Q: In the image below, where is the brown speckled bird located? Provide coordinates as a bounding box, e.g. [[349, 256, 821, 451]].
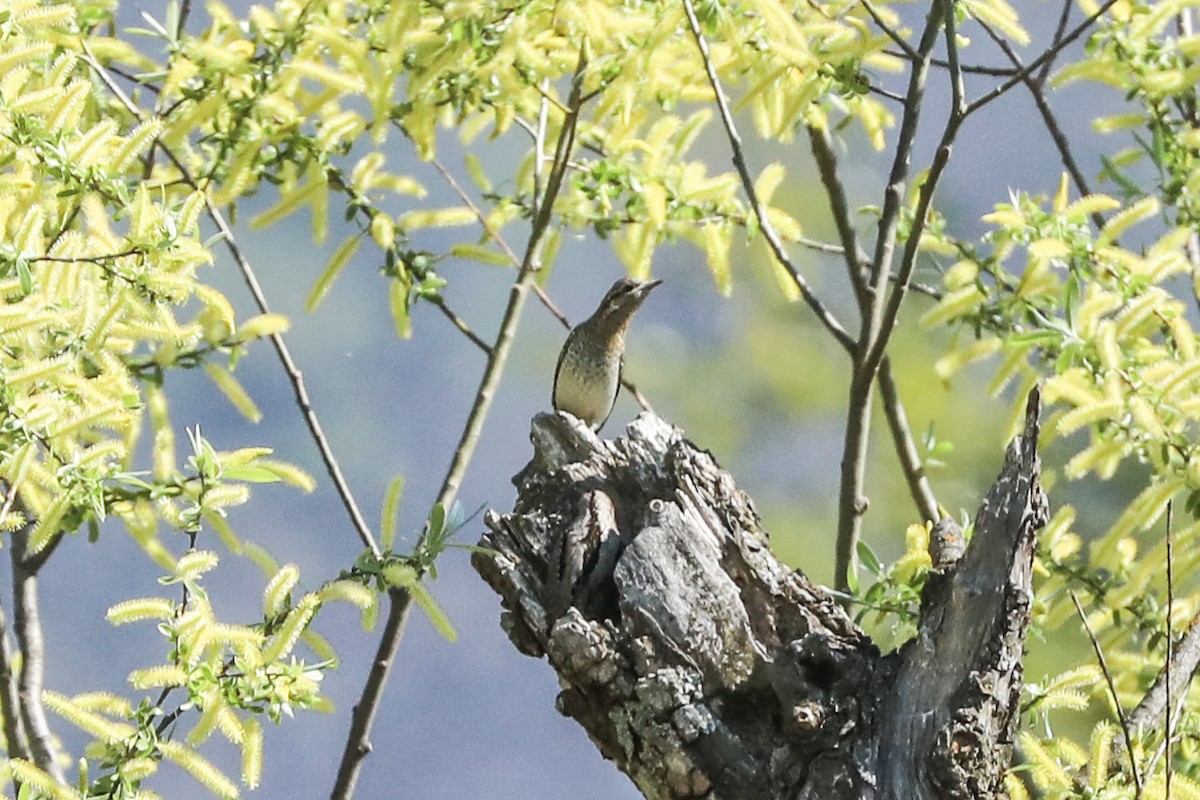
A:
[[552, 278, 661, 430]]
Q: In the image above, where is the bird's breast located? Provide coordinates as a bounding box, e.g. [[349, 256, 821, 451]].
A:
[[554, 338, 621, 428]]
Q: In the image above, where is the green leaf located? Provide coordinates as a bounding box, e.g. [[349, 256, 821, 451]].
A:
[[306, 234, 362, 312], [409, 580, 457, 642], [222, 466, 282, 483], [857, 540, 883, 576], [16, 258, 32, 295], [427, 503, 446, 543]]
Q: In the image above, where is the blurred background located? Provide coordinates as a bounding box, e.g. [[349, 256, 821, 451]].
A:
[[24, 1, 1155, 797]]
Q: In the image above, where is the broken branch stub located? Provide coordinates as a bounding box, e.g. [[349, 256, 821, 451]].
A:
[[474, 398, 1046, 799]]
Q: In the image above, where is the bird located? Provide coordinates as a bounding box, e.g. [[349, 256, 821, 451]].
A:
[[553, 277, 662, 430]]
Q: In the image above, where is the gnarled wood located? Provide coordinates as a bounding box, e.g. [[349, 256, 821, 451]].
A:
[[474, 393, 1046, 799]]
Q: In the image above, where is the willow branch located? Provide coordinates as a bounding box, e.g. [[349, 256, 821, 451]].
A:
[[878, 360, 939, 522], [1037, 0, 1077, 85], [977, 21, 1101, 229], [328, 587, 411, 800], [80, 45, 382, 560], [427, 295, 492, 354], [430, 57, 585, 519], [331, 51, 592, 800], [1073, 591, 1141, 793], [806, 123, 869, 306], [1166, 502, 1175, 792], [682, 0, 856, 353], [862, 2, 966, 376], [832, 1, 942, 593], [806, 122, 940, 523], [11, 529, 64, 783], [964, 0, 1122, 116], [1127, 506, 1200, 755]]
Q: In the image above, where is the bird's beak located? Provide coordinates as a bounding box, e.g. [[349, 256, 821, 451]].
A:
[[640, 278, 663, 293]]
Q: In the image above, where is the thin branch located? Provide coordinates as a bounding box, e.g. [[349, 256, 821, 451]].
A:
[[863, 0, 1017, 77], [1128, 608, 1200, 742], [689, 0, 944, 545], [431, 56, 585, 519], [426, 296, 492, 355], [833, 0, 942, 593], [1036, 0, 1076, 86], [80, 45, 383, 561], [32, 249, 143, 264], [1166, 501, 1174, 795], [328, 586, 411, 799], [197, 201, 383, 557], [1072, 591, 1141, 795], [806, 123, 869, 308], [0, 479, 20, 534], [877, 360, 938, 522], [682, 0, 856, 354], [964, 0, 1122, 117], [868, 85, 908, 104], [977, 21, 1101, 227], [806, 118, 941, 524], [533, 79, 551, 208], [11, 528, 65, 784], [331, 48, 593, 800], [863, 2, 966, 376]]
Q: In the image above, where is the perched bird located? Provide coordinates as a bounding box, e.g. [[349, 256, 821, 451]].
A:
[[553, 277, 662, 430]]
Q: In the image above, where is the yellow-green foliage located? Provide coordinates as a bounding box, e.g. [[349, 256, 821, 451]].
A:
[[116, 0, 897, 305], [921, 4, 1200, 777], [0, 2, 265, 557]]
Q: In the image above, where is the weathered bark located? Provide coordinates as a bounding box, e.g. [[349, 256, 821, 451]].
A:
[[474, 390, 1047, 799]]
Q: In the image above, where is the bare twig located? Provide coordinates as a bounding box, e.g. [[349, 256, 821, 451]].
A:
[[806, 122, 940, 524], [868, 85, 907, 104], [10, 528, 65, 784], [80, 45, 383, 561], [806, 123, 869, 306], [32, 249, 143, 264], [329, 589, 411, 798], [964, 0, 1122, 116], [0, 481, 19, 534], [685, 3, 944, 535], [199, 201, 383, 557], [833, 0, 942, 593], [1036, 0, 1076, 86], [977, 21, 1101, 227], [427, 296, 493, 355], [429, 54, 585, 519], [1128, 607, 1200, 745], [1072, 590, 1141, 795], [331, 50, 593, 800], [863, 0, 1019, 77], [865, 0, 966, 374], [682, 0, 856, 353], [877, 360, 938, 522], [1166, 501, 1174, 795]]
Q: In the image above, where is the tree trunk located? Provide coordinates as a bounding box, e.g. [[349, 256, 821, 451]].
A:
[[473, 390, 1047, 799]]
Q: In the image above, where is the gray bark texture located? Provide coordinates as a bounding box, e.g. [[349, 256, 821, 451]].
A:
[[473, 390, 1047, 799]]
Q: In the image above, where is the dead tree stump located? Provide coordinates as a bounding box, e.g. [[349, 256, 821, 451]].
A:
[[473, 391, 1047, 799]]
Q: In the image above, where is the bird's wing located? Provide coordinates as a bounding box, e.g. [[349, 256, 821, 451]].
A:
[[594, 354, 623, 431], [552, 330, 571, 408]]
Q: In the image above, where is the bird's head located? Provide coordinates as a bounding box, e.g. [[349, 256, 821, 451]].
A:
[[593, 277, 662, 321]]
